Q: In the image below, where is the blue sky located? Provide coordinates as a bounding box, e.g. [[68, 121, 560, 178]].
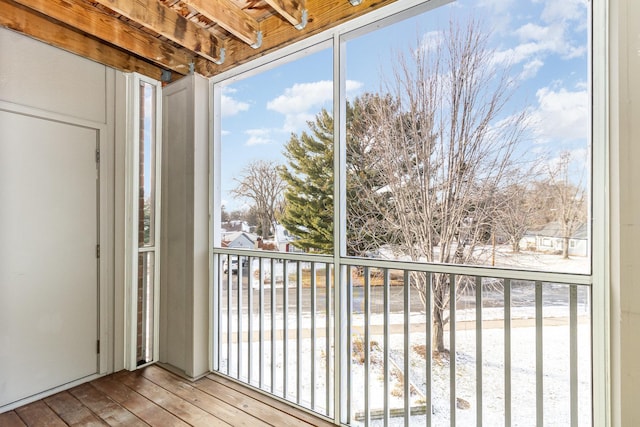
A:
[[219, 0, 589, 212]]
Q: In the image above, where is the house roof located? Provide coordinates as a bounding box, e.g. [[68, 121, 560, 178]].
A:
[[1, 0, 403, 82], [221, 231, 258, 246], [527, 221, 588, 240]]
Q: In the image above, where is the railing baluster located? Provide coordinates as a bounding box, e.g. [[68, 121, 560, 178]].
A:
[[450, 273, 456, 427], [311, 261, 317, 411], [271, 258, 276, 394], [259, 257, 264, 389], [346, 266, 352, 424], [475, 276, 483, 427], [297, 260, 302, 405], [283, 260, 289, 399], [227, 254, 232, 376], [404, 270, 410, 427], [570, 284, 578, 427], [536, 281, 543, 425], [426, 272, 432, 427], [247, 256, 252, 384], [504, 278, 511, 427], [213, 254, 220, 370], [364, 267, 371, 427], [383, 268, 390, 426], [325, 264, 331, 416], [237, 256, 242, 380]]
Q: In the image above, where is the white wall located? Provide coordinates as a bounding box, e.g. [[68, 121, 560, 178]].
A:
[[610, 0, 640, 425], [0, 27, 126, 375]]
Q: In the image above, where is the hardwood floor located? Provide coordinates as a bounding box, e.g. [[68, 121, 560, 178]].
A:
[[0, 365, 336, 426]]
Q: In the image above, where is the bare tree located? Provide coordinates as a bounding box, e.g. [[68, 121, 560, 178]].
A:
[[231, 160, 286, 237], [495, 179, 544, 253], [546, 151, 587, 258], [357, 19, 527, 353]]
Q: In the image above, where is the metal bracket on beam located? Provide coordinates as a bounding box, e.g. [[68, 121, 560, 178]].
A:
[[349, 0, 363, 5], [214, 48, 226, 65], [250, 31, 263, 49], [294, 9, 308, 30], [189, 62, 195, 74], [161, 69, 172, 82]]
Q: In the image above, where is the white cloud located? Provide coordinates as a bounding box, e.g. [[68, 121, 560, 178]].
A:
[[267, 80, 333, 114], [491, 0, 587, 74], [529, 85, 588, 143], [539, 0, 587, 24], [419, 30, 443, 53], [519, 58, 544, 80], [244, 128, 274, 146], [267, 79, 363, 132], [221, 94, 250, 117]]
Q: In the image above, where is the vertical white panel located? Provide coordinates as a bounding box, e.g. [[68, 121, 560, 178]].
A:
[[160, 74, 210, 378], [161, 78, 191, 370]]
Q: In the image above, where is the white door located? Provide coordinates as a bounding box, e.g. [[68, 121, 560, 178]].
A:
[[0, 109, 99, 408]]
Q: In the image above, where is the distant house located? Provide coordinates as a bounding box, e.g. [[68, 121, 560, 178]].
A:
[[221, 220, 251, 233], [221, 231, 259, 249], [520, 222, 588, 257], [272, 223, 304, 253]]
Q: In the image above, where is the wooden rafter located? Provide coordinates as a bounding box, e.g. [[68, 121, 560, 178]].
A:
[[0, 0, 168, 80], [9, 0, 197, 76], [181, 0, 262, 48], [264, 0, 307, 29], [91, 0, 226, 64], [212, 0, 399, 75], [0, 0, 405, 80]]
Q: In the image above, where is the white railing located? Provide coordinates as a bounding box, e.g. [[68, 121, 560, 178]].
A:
[[212, 249, 592, 426]]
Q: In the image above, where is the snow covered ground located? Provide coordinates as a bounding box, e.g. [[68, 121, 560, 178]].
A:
[[218, 308, 591, 426]]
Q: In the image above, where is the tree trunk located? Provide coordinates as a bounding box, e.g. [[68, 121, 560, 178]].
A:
[[432, 305, 446, 354], [563, 236, 569, 259], [431, 275, 448, 354]]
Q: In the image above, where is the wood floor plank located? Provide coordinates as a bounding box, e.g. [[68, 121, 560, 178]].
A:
[[5, 366, 337, 427], [90, 376, 188, 426], [0, 411, 27, 427], [43, 391, 108, 426], [14, 401, 67, 427], [68, 383, 148, 427], [205, 374, 335, 427], [114, 370, 233, 427], [138, 365, 265, 427], [193, 376, 318, 427]]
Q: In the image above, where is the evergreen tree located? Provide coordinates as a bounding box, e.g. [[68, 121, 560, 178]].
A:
[[279, 109, 335, 253], [279, 95, 394, 255]]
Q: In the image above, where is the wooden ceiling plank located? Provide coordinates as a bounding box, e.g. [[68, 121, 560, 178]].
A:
[[9, 0, 193, 75], [0, 0, 168, 80], [211, 0, 400, 75], [181, 0, 261, 47], [263, 0, 307, 29], [91, 0, 225, 64]]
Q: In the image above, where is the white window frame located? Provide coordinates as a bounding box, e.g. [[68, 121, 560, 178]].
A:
[[209, 0, 609, 424], [124, 73, 163, 370]]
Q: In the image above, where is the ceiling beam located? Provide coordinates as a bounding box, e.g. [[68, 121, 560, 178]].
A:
[[9, 0, 198, 76], [0, 0, 168, 80], [209, 0, 400, 75], [181, 0, 262, 48], [91, 0, 225, 64], [264, 0, 307, 29]]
